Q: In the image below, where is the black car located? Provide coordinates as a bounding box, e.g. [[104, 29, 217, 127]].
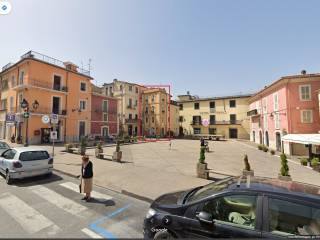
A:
[[143, 176, 320, 239]]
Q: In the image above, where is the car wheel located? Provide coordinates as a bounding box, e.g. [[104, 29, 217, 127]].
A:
[[5, 171, 12, 185], [154, 231, 174, 240]]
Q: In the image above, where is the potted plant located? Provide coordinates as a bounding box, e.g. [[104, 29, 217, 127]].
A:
[[95, 141, 103, 158], [65, 143, 73, 153], [113, 140, 122, 162], [270, 149, 275, 155], [311, 158, 320, 172], [300, 158, 308, 166], [242, 154, 254, 176], [197, 146, 208, 179], [262, 145, 269, 152], [258, 145, 263, 150], [79, 137, 87, 156], [278, 153, 292, 181]]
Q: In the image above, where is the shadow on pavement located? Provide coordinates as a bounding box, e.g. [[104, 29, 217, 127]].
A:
[[6, 173, 63, 187], [86, 198, 116, 207]]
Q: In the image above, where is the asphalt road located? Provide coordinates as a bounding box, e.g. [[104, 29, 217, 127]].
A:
[[0, 171, 149, 238]]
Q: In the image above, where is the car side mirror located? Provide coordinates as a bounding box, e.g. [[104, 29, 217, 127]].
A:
[[196, 211, 213, 224]]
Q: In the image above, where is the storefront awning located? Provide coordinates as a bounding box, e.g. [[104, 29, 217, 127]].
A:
[[282, 134, 320, 145]]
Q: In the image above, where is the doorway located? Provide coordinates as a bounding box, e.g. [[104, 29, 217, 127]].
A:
[[41, 128, 50, 144], [259, 131, 263, 144], [229, 128, 238, 139], [53, 75, 62, 91], [276, 132, 281, 151], [252, 131, 255, 142], [128, 125, 133, 136], [52, 96, 60, 114], [79, 121, 86, 140], [101, 126, 109, 137], [265, 131, 269, 147]]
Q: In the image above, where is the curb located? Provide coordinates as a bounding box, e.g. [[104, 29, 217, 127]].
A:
[[53, 168, 153, 203]]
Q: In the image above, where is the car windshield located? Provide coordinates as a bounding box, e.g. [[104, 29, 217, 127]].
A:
[[19, 151, 50, 161], [0, 142, 9, 149], [187, 177, 235, 203]]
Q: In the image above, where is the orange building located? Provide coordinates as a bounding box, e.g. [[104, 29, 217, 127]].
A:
[[0, 51, 93, 144]]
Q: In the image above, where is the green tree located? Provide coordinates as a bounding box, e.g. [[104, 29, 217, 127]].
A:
[[244, 154, 251, 171], [280, 153, 290, 176], [199, 146, 205, 164]]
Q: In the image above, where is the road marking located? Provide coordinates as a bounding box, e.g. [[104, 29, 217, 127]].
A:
[[60, 182, 113, 201], [82, 228, 103, 239], [31, 186, 87, 216], [0, 193, 60, 234]]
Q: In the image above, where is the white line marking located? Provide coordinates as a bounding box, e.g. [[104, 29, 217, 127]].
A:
[[60, 182, 113, 200], [0, 193, 60, 234], [31, 186, 87, 216], [81, 228, 103, 239]]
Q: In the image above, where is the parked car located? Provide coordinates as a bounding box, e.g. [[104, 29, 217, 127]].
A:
[[0, 147, 53, 184], [0, 141, 10, 155], [143, 176, 320, 239]]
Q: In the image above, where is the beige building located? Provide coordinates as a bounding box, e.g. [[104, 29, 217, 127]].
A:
[[170, 100, 180, 137], [177, 93, 252, 139], [142, 88, 170, 137], [103, 79, 144, 136]]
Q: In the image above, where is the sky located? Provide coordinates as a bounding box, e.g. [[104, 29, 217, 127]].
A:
[[1, 0, 320, 99]]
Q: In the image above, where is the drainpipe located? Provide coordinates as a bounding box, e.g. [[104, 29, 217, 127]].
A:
[[64, 71, 68, 143], [285, 80, 291, 154]]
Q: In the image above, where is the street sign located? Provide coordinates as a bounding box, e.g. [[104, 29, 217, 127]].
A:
[[23, 112, 30, 118], [5, 113, 15, 122], [50, 131, 57, 140], [51, 114, 59, 124], [42, 115, 50, 124]]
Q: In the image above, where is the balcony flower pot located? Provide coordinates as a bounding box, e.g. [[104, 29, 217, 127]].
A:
[[242, 170, 254, 177], [197, 162, 209, 179], [278, 174, 292, 181], [113, 151, 122, 162]]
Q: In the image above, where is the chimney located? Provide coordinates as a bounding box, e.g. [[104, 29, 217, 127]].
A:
[[64, 62, 78, 72]]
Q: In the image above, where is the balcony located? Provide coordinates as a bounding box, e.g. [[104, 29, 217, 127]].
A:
[[190, 120, 202, 126], [12, 78, 68, 93], [247, 109, 259, 117], [21, 51, 90, 76], [125, 118, 138, 124], [210, 120, 242, 125], [30, 107, 67, 116], [127, 105, 136, 110], [210, 108, 216, 113]]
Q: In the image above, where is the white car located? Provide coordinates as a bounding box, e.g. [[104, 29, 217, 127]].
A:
[[0, 147, 53, 184]]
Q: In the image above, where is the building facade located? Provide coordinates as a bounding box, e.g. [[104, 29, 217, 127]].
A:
[[178, 94, 252, 139], [0, 51, 92, 144], [103, 79, 143, 136], [170, 100, 180, 137], [248, 73, 320, 155], [90, 84, 118, 138], [141, 88, 170, 137]]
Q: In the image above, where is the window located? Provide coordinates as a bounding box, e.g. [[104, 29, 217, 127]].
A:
[[179, 116, 184, 122], [128, 98, 132, 108], [129, 85, 132, 91], [301, 110, 313, 123], [193, 115, 201, 124], [129, 113, 132, 119], [268, 198, 320, 236], [299, 85, 311, 101], [1, 79, 8, 90], [19, 151, 49, 161], [11, 75, 15, 87], [230, 114, 237, 124], [229, 100, 236, 108], [80, 82, 86, 91], [2, 149, 16, 159], [105, 87, 108, 95], [264, 114, 268, 129], [179, 104, 183, 110], [275, 112, 280, 129], [135, 87, 138, 93], [151, 106, 155, 113], [102, 100, 108, 112], [194, 102, 200, 110], [80, 100, 86, 111], [209, 128, 217, 135], [152, 95, 155, 102], [210, 115, 216, 124], [193, 128, 201, 134], [152, 117, 154, 123], [273, 93, 279, 111], [9, 96, 14, 112], [210, 101, 215, 109], [135, 100, 138, 106], [146, 117, 148, 123], [53, 75, 62, 90], [1, 99, 7, 110], [135, 114, 138, 119], [19, 71, 24, 85], [202, 195, 257, 229], [103, 113, 108, 122]]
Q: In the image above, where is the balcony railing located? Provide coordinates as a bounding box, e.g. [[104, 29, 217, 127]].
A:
[[210, 108, 216, 113], [21, 51, 90, 76], [30, 107, 67, 115], [127, 105, 136, 110], [12, 78, 68, 92], [210, 120, 242, 125], [125, 118, 138, 124], [2, 62, 14, 71], [190, 120, 201, 125], [247, 109, 259, 117]]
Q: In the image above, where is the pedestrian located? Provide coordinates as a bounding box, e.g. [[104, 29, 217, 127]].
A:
[[81, 155, 93, 202], [200, 137, 205, 147], [169, 140, 172, 150]]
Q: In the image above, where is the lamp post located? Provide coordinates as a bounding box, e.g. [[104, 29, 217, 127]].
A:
[[21, 99, 29, 146]]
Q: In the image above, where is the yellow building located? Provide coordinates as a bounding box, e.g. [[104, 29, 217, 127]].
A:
[[177, 93, 252, 139], [0, 51, 93, 144], [170, 100, 180, 137], [142, 88, 169, 137]]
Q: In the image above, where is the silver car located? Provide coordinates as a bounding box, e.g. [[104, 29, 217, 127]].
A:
[[0, 147, 53, 184]]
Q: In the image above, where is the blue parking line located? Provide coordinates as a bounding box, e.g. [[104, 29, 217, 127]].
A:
[[89, 204, 131, 239]]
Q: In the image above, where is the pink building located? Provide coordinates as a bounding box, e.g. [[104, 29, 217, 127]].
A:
[[248, 73, 320, 155], [91, 85, 118, 138]]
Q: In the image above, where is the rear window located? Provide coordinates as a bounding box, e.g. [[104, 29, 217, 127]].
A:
[[19, 151, 50, 161], [0, 142, 9, 149]]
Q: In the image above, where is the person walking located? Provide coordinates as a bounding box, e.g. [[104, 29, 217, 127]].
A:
[[200, 137, 205, 147], [81, 155, 93, 202]]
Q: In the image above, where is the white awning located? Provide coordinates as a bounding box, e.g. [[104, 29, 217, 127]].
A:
[[281, 134, 320, 145]]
